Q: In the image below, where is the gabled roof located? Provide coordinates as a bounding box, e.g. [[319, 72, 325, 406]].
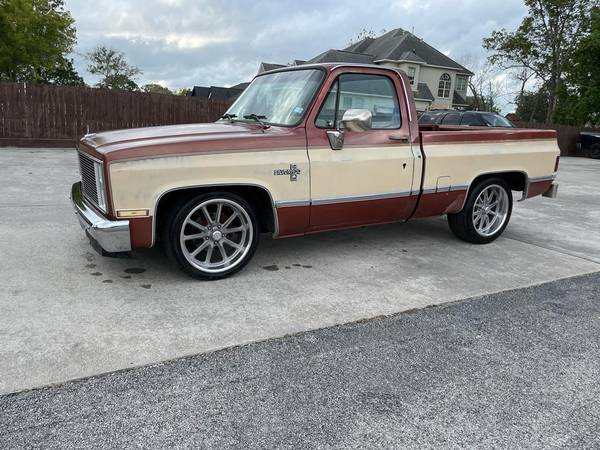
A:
[[307, 49, 374, 65], [189, 85, 244, 101], [452, 90, 469, 106], [230, 82, 250, 90], [258, 62, 287, 74], [414, 83, 434, 102], [344, 28, 473, 76], [189, 86, 211, 97]]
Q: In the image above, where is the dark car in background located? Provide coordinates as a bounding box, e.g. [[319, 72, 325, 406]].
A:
[[578, 132, 600, 159], [419, 110, 515, 128]]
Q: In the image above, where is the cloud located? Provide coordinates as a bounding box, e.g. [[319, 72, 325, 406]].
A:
[[65, 0, 527, 111]]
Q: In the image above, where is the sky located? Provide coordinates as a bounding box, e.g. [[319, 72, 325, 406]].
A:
[[65, 0, 529, 109]]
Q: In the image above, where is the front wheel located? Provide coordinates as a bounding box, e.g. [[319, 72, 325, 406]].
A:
[[447, 178, 513, 244], [164, 192, 259, 279], [590, 143, 600, 159]]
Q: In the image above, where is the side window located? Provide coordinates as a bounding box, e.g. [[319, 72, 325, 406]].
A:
[[315, 73, 401, 129], [441, 112, 461, 125], [315, 81, 338, 128], [461, 113, 485, 126]]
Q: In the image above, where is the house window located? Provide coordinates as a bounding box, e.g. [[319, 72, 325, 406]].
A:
[[407, 66, 416, 85], [438, 73, 451, 98], [456, 75, 468, 92]]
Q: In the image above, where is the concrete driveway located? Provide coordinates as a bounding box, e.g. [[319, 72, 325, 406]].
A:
[[1, 149, 599, 394]]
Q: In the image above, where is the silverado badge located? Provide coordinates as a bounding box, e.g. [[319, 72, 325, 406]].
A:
[[274, 164, 301, 182]]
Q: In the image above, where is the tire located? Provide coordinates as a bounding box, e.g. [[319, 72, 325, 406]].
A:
[[591, 143, 600, 159], [447, 177, 513, 244], [163, 192, 259, 280]]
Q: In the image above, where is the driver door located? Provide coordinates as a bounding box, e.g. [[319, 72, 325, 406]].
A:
[[305, 69, 418, 231]]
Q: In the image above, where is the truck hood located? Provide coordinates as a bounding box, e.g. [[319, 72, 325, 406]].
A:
[[80, 122, 299, 161]]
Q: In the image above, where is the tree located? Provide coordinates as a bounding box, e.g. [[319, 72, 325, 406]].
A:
[[174, 87, 191, 96], [347, 28, 387, 46], [86, 45, 141, 91], [483, 0, 595, 123], [457, 55, 507, 113], [38, 57, 84, 86], [555, 6, 600, 126], [142, 83, 173, 95], [515, 89, 549, 122], [0, 0, 77, 82]]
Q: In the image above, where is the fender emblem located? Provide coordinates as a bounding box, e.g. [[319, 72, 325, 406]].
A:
[[274, 164, 301, 182]]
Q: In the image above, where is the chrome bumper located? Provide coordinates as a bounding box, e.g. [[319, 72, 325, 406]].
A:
[[71, 182, 131, 253], [543, 182, 559, 198]]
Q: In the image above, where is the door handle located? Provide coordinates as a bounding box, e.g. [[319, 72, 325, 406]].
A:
[[389, 134, 409, 143]]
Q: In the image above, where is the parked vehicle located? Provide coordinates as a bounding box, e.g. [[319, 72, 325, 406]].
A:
[[419, 110, 516, 128], [578, 132, 600, 159], [71, 63, 560, 279]]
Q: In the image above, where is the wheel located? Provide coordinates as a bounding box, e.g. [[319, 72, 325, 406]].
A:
[[164, 192, 259, 279], [447, 178, 513, 244], [590, 143, 600, 159]]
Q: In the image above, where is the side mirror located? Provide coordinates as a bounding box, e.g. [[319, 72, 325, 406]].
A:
[[326, 109, 372, 151], [341, 109, 372, 132]]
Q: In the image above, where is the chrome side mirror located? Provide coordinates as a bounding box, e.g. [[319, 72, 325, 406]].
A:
[[341, 109, 372, 132], [326, 109, 372, 150]]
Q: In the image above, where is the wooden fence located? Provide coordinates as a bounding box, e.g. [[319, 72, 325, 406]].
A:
[[0, 82, 232, 147], [515, 121, 599, 156]]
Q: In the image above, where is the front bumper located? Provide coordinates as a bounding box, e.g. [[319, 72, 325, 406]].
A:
[[70, 182, 131, 253]]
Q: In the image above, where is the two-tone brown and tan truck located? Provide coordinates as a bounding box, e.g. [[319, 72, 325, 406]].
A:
[[71, 63, 560, 279]]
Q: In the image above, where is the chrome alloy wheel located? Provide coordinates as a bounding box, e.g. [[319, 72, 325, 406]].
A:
[[179, 198, 253, 274], [472, 184, 510, 237]]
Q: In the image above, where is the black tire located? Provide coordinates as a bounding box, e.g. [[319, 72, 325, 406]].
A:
[[591, 143, 600, 159], [163, 192, 259, 280], [447, 177, 513, 244]]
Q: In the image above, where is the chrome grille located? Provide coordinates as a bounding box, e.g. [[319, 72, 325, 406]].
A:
[[78, 152, 99, 206]]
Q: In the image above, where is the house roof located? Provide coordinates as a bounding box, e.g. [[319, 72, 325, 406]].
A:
[[230, 82, 250, 90], [414, 82, 434, 102], [307, 49, 374, 65], [344, 28, 473, 76], [189, 85, 244, 101], [258, 62, 287, 73], [452, 90, 469, 106]]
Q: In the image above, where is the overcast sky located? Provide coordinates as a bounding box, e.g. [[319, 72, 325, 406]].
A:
[[66, 0, 528, 106]]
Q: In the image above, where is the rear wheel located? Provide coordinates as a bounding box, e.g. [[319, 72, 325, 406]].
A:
[[590, 143, 600, 159], [448, 178, 513, 244], [164, 192, 259, 279]]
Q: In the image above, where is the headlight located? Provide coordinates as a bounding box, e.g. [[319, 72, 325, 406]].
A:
[[93, 160, 107, 212]]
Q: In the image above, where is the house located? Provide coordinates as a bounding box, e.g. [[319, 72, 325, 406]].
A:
[[258, 28, 473, 112], [189, 85, 245, 101]]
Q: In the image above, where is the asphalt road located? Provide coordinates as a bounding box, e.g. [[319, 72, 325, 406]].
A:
[[1, 150, 599, 394], [1, 272, 599, 449]]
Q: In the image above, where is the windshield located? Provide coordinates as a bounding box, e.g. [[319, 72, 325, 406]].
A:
[[224, 69, 324, 127], [481, 114, 515, 128]]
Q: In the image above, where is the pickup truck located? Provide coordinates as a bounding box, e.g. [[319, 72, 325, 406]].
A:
[[71, 63, 560, 279]]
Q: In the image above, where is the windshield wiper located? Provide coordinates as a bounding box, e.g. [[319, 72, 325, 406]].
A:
[[243, 114, 270, 129], [220, 113, 237, 122]]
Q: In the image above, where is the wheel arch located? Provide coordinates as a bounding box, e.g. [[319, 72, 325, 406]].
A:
[[458, 170, 527, 212], [153, 183, 278, 246]]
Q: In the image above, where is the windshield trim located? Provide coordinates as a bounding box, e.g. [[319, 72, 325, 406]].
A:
[[223, 66, 328, 128]]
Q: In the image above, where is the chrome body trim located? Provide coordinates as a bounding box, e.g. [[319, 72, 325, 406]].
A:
[[275, 200, 311, 208], [71, 182, 131, 253], [311, 190, 412, 206]]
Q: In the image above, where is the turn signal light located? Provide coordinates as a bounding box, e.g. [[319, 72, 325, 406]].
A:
[[116, 209, 149, 218]]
